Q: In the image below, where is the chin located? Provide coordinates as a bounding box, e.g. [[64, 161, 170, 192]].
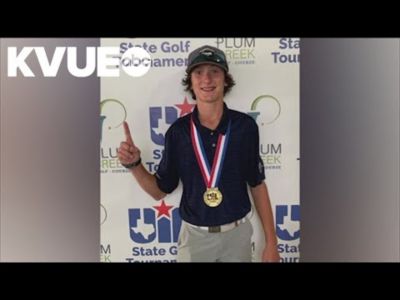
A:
[[200, 93, 220, 102], [201, 97, 218, 103]]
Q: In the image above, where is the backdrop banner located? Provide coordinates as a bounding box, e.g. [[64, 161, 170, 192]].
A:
[[100, 38, 300, 262]]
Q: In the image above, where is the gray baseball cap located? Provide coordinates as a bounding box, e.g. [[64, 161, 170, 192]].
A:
[[186, 45, 229, 73]]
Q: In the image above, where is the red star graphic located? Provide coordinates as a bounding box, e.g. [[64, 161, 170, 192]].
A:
[[153, 200, 174, 218], [175, 96, 195, 117]]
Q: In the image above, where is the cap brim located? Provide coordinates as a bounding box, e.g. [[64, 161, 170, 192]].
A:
[[186, 61, 228, 73]]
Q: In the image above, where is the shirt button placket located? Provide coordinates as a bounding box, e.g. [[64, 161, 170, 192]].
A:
[[210, 131, 216, 148]]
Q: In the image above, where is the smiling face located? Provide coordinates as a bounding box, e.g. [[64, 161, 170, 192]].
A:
[[190, 64, 226, 104]]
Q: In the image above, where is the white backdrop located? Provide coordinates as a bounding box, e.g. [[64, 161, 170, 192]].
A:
[[100, 38, 299, 262]]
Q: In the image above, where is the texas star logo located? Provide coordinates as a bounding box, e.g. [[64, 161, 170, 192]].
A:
[[276, 205, 300, 241], [129, 200, 182, 244], [149, 97, 195, 146]]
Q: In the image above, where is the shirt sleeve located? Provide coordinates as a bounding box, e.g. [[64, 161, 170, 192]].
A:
[[154, 125, 180, 193], [245, 118, 265, 187]]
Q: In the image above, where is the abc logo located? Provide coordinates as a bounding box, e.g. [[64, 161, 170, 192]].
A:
[[120, 47, 151, 77]]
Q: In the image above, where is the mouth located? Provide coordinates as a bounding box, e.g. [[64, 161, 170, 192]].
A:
[[200, 87, 216, 92]]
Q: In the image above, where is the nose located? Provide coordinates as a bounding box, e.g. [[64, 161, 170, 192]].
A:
[[201, 71, 212, 82]]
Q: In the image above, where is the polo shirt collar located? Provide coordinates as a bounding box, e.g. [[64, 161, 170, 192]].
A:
[[192, 102, 230, 135]]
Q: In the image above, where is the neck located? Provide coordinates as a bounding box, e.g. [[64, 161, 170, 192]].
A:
[[197, 101, 224, 130]]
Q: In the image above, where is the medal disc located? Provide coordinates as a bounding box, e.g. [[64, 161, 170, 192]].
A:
[[203, 188, 223, 207]]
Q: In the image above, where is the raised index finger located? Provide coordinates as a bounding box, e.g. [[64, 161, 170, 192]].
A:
[[123, 121, 135, 145]]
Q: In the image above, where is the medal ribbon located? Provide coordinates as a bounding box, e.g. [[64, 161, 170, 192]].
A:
[[190, 115, 231, 189]]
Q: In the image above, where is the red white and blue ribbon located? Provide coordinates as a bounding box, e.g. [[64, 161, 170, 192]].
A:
[[190, 115, 231, 189]]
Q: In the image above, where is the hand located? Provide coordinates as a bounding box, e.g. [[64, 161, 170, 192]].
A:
[[261, 244, 281, 263], [117, 121, 141, 166]]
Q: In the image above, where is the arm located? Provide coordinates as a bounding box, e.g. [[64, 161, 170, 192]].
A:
[[129, 164, 166, 201], [250, 182, 280, 262], [117, 121, 166, 201]]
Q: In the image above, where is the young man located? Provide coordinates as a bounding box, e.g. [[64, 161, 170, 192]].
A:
[[117, 45, 280, 262]]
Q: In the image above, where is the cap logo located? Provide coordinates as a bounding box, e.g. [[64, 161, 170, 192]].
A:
[[200, 49, 214, 56]]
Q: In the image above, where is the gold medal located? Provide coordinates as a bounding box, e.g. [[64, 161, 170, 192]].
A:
[[191, 117, 231, 209], [203, 187, 223, 207]]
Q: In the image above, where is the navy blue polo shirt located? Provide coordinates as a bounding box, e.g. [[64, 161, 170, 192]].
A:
[[155, 102, 265, 226]]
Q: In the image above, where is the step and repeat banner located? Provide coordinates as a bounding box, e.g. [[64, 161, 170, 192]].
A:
[[100, 38, 299, 262]]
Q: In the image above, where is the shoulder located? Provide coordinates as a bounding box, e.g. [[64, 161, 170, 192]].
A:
[[228, 109, 258, 130], [166, 113, 191, 136]]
